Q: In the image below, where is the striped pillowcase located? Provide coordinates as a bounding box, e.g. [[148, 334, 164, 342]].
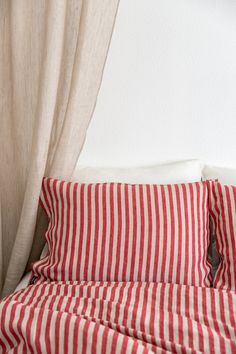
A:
[[208, 181, 236, 290], [31, 177, 211, 286]]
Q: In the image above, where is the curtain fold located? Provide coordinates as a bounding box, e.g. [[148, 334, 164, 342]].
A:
[[0, 0, 119, 297]]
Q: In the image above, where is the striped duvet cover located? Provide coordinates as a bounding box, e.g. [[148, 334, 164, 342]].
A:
[[1, 281, 236, 353]]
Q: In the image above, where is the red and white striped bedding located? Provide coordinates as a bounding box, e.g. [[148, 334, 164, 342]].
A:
[[1, 281, 235, 353], [32, 178, 211, 287], [208, 181, 236, 290]]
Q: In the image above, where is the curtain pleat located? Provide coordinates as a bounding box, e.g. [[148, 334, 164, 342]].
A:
[[0, 0, 119, 297]]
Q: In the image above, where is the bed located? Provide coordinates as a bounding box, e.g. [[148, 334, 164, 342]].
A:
[[1, 162, 236, 353]]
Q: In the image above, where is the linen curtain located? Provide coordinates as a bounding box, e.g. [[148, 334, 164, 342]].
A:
[[0, 0, 119, 297]]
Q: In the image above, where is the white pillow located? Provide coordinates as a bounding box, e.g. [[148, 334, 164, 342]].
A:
[[73, 160, 202, 184], [202, 165, 236, 185]]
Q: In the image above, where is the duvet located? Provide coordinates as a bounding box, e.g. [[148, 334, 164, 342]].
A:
[[0, 281, 236, 353]]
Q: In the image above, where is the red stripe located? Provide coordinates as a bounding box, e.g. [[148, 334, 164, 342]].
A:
[[81, 319, 90, 353], [99, 184, 107, 279], [114, 184, 122, 280], [145, 185, 152, 280], [130, 185, 137, 281], [107, 183, 115, 281], [196, 182, 203, 286], [8, 302, 20, 348], [0, 302, 14, 348], [137, 185, 145, 280], [68, 183, 78, 278], [76, 184, 85, 280], [60, 182, 72, 278], [152, 185, 160, 282], [189, 184, 196, 285], [182, 184, 190, 285], [91, 322, 100, 353], [122, 184, 130, 280], [91, 184, 100, 279], [167, 185, 175, 282], [175, 185, 182, 284], [160, 185, 168, 280], [84, 184, 92, 279]]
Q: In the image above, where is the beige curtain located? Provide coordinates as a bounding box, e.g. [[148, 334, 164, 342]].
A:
[[0, 0, 119, 297]]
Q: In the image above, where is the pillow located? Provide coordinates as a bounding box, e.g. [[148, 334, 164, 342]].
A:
[[31, 177, 211, 287], [208, 181, 236, 290], [203, 165, 236, 185], [40, 160, 203, 259], [73, 159, 202, 184]]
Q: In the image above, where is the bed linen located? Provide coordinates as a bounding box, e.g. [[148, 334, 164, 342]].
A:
[[32, 178, 211, 287], [1, 281, 236, 353], [207, 181, 236, 290]]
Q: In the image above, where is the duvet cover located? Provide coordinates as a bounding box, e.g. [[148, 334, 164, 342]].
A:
[[0, 281, 236, 353]]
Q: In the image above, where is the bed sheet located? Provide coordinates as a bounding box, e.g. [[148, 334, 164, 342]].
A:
[[1, 281, 236, 353]]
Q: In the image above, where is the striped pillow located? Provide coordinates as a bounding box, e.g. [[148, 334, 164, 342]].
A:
[[208, 181, 236, 290], [31, 177, 211, 286]]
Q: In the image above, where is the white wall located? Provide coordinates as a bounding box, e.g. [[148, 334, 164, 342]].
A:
[[78, 0, 236, 169]]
